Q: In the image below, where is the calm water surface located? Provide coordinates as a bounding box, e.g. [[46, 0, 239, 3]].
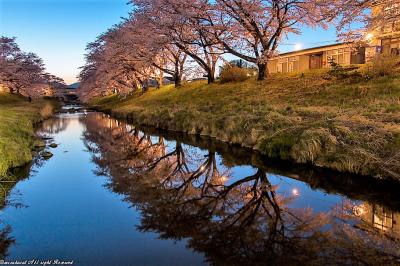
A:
[[0, 109, 399, 265]]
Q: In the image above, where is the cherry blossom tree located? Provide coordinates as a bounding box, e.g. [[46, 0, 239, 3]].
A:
[[79, 0, 399, 98], [335, 0, 400, 42], [121, 15, 190, 87], [152, 45, 188, 87], [79, 15, 192, 99], [78, 30, 143, 100], [211, 0, 335, 80], [0, 37, 45, 94], [132, 0, 224, 83], [45, 74, 66, 90], [0, 36, 65, 97]]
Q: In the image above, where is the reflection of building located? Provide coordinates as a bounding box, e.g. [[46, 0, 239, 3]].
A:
[[268, 1, 399, 74], [357, 203, 400, 239]]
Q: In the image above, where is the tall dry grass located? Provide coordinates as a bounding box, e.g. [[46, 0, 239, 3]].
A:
[[89, 68, 400, 180]]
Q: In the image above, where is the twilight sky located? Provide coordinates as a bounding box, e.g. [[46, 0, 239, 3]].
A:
[[0, 0, 338, 84]]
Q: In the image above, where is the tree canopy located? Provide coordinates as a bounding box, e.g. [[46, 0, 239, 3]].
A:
[[0, 37, 65, 97], [78, 0, 400, 99]]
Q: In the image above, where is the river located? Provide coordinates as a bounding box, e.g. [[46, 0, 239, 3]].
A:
[[0, 108, 399, 265]]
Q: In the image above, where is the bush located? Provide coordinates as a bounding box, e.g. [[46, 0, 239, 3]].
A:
[[327, 59, 362, 80], [40, 102, 55, 119], [220, 66, 250, 83], [367, 55, 400, 77]]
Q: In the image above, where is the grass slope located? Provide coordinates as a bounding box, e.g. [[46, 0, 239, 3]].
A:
[[0, 93, 57, 177], [90, 70, 400, 180]]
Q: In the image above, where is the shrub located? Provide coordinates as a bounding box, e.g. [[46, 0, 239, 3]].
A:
[[327, 58, 345, 78], [327, 58, 361, 80], [40, 103, 54, 119], [220, 66, 250, 83], [367, 55, 400, 77]]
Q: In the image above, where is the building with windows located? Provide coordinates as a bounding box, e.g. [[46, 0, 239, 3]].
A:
[[267, 1, 399, 74], [366, 0, 400, 60], [267, 43, 365, 74]]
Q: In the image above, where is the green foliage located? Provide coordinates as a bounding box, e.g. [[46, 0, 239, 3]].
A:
[[327, 59, 362, 80], [0, 113, 34, 176], [0, 92, 56, 176]]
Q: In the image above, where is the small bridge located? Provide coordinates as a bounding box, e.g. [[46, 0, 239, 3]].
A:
[[57, 88, 79, 103]]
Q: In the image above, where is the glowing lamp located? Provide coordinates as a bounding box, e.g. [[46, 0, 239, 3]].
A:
[[365, 33, 374, 41], [294, 43, 302, 51]]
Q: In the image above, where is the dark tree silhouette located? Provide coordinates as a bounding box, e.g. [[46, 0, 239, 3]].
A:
[[81, 113, 400, 265]]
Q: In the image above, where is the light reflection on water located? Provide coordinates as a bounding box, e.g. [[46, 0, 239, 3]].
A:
[[0, 110, 399, 265]]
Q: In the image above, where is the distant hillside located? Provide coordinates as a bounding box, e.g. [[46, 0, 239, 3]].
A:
[[67, 82, 80, 89]]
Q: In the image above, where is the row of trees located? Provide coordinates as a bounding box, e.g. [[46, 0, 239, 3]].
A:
[[0, 37, 65, 97], [78, 0, 399, 99]]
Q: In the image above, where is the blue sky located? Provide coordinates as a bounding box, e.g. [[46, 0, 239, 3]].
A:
[[0, 0, 338, 84], [0, 0, 131, 84]]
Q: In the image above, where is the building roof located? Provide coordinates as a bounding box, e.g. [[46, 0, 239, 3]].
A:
[[276, 42, 348, 57]]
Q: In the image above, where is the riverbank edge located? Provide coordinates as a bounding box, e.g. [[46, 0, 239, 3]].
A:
[[0, 94, 61, 178], [88, 103, 395, 182]]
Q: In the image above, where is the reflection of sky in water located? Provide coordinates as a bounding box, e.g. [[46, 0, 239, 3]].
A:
[[1, 111, 398, 264], [228, 160, 341, 213], [1, 113, 205, 265], [164, 135, 342, 214]]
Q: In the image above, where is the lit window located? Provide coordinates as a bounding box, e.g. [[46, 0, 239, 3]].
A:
[[288, 56, 300, 72], [338, 54, 344, 64], [373, 205, 393, 231], [326, 48, 350, 65], [277, 58, 289, 73]]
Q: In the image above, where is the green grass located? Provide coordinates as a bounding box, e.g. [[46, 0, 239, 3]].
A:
[[89, 69, 400, 180], [0, 93, 57, 177]]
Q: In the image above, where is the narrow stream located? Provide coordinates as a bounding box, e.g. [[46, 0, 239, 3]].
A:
[[1, 107, 399, 265]]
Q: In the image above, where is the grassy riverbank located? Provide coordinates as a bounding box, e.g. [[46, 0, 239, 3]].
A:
[[0, 92, 58, 177], [89, 70, 400, 180]]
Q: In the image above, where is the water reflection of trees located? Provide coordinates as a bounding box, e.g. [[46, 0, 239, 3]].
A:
[[39, 115, 70, 135], [0, 166, 31, 259], [0, 115, 63, 259], [0, 115, 67, 258], [83, 113, 400, 265], [0, 226, 14, 260]]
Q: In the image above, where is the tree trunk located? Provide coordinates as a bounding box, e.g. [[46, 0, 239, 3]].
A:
[[158, 74, 163, 89], [257, 63, 267, 81], [175, 74, 182, 87], [175, 61, 182, 87], [207, 72, 215, 84], [135, 80, 143, 93]]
